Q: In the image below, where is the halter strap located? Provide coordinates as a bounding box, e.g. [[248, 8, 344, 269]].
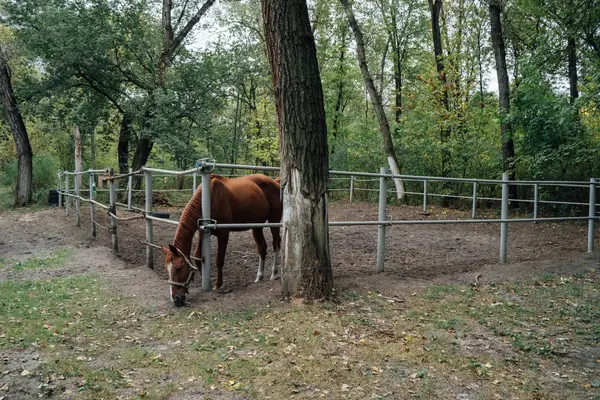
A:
[[168, 247, 199, 290]]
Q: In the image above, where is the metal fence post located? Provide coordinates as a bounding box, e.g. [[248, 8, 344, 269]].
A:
[[376, 167, 388, 272], [349, 175, 354, 203], [471, 182, 477, 219], [65, 174, 70, 216], [108, 170, 119, 254], [193, 171, 197, 193], [500, 172, 509, 263], [145, 169, 154, 268], [127, 168, 133, 210], [58, 173, 63, 208], [423, 179, 428, 212], [89, 173, 96, 238], [588, 178, 596, 253], [533, 183, 538, 220], [74, 171, 81, 227], [201, 165, 212, 291]]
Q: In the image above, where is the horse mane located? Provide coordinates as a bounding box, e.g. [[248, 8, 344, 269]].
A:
[[172, 178, 210, 257]]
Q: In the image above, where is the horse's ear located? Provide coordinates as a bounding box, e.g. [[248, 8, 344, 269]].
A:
[[169, 244, 179, 255], [161, 246, 169, 255]]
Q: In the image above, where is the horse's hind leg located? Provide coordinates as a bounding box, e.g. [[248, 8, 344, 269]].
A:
[[269, 227, 281, 280], [215, 232, 229, 290], [252, 228, 268, 282]]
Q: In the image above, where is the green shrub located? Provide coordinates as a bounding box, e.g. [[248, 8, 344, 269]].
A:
[[0, 154, 59, 204]]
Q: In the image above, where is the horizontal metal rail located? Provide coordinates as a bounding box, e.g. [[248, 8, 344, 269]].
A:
[[213, 162, 280, 172], [101, 169, 143, 181], [60, 169, 109, 176], [145, 215, 180, 226], [199, 215, 598, 230]]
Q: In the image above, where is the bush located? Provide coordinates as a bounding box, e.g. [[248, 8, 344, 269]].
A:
[[0, 155, 59, 204]]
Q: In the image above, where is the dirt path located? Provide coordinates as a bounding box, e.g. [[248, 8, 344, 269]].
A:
[[1, 203, 599, 311]]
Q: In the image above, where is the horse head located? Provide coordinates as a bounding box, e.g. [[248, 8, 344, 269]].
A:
[[161, 244, 197, 307]]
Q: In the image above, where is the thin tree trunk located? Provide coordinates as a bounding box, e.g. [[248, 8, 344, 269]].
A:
[[0, 49, 32, 206], [230, 94, 241, 164], [428, 0, 451, 178], [567, 36, 578, 103], [262, 0, 333, 299], [341, 0, 404, 198], [90, 127, 96, 170], [489, 0, 517, 200], [73, 125, 83, 190], [331, 35, 347, 155]]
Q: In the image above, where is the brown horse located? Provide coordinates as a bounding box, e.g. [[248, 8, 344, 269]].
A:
[[161, 174, 282, 306]]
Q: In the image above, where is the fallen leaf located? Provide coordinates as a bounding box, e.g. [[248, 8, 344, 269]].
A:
[[341, 384, 351, 392], [21, 370, 32, 376]]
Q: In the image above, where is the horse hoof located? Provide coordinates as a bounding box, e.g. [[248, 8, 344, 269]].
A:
[[254, 276, 264, 283], [270, 274, 280, 281]]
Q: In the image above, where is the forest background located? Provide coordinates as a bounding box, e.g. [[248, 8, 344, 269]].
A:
[[0, 0, 599, 206]]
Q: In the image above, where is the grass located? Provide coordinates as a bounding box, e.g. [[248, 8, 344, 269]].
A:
[[0, 255, 599, 399]]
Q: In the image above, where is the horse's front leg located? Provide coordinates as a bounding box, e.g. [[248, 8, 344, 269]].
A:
[[214, 232, 229, 290], [252, 228, 268, 282], [193, 233, 206, 286]]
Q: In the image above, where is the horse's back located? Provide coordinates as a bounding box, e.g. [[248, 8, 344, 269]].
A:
[[210, 174, 280, 227]]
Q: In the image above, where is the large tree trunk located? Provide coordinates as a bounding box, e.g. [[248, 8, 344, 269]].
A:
[[489, 0, 517, 200], [117, 113, 133, 175], [0, 50, 32, 206], [341, 0, 404, 199], [428, 0, 451, 178], [131, 135, 154, 188], [262, 0, 333, 299]]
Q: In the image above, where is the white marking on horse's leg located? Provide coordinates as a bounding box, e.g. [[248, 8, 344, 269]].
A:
[[270, 249, 280, 280], [167, 262, 174, 301], [255, 256, 265, 283]]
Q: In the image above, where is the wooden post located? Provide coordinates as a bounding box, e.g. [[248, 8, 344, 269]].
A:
[[89, 173, 96, 238], [58, 173, 62, 208], [108, 170, 119, 254], [127, 168, 133, 210], [65, 174, 70, 216], [74, 171, 81, 227]]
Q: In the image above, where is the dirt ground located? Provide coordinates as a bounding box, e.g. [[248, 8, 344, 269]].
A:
[[1, 201, 598, 310], [1, 202, 599, 400]]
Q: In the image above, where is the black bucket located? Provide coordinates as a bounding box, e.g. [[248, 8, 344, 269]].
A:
[[48, 189, 59, 205]]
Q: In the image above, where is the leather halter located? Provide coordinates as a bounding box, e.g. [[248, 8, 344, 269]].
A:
[[167, 249, 199, 290]]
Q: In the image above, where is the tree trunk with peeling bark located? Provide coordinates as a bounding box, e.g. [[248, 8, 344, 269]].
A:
[[341, 0, 404, 199], [0, 49, 32, 206], [261, 0, 333, 299]]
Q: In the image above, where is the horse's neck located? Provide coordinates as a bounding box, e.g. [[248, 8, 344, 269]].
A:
[[173, 194, 203, 256]]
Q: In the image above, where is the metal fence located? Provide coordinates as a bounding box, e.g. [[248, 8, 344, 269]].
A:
[[57, 160, 600, 291]]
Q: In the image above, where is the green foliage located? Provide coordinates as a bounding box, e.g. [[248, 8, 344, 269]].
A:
[[0, 0, 599, 211], [0, 155, 58, 203]]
